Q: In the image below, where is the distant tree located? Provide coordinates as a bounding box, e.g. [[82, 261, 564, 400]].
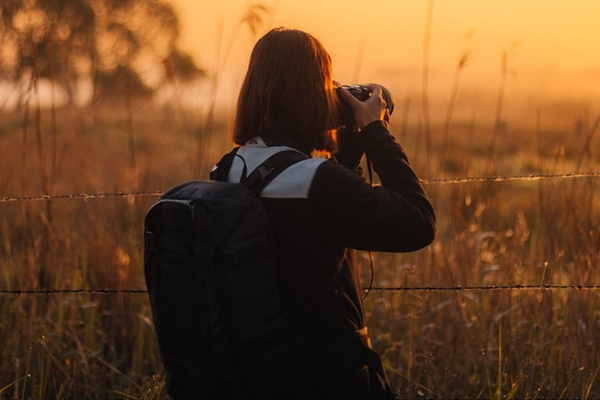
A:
[[0, 0, 204, 106], [162, 49, 206, 84], [92, 64, 153, 101], [0, 0, 96, 104]]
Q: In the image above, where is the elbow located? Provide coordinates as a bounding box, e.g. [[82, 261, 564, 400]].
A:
[[407, 212, 436, 251], [406, 197, 436, 251], [421, 204, 437, 246], [414, 221, 436, 251], [422, 215, 437, 247]]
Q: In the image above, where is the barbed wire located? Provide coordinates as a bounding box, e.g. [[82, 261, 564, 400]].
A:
[[1, 284, 599, 296], [421, 171, 600, 185], [1, 171, 599, 203], [368, 284, 600, 291], [0, 190, 163, 203], [1, 171, 598, 296], [0, 289, 147, 295]]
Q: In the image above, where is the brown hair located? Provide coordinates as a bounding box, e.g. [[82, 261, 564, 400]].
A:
[[233, 27, 338, 152]]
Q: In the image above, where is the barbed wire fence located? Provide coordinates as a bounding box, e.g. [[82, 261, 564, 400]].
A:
[[2, 171, 600, 204], [1, 170, 599, 296], [1, 284, 600, 296]]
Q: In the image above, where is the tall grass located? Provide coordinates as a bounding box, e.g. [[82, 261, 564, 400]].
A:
[[2, 85, 598, 398], [1, 15, 599, 400], [359, 84, 600, 398], [0, 101, 197, 398], [421, 0, 434, 178]]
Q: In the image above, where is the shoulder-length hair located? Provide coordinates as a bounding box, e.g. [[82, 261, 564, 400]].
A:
[[233, 27, 339, 152]]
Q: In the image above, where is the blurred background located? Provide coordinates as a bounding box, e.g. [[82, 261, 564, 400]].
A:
[[168, 0, 600, 111], [4, 1, 600, 111], [0, 1, 599, 399]]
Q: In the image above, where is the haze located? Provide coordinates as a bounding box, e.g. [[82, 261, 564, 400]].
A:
[[168, 0, 600, 109]]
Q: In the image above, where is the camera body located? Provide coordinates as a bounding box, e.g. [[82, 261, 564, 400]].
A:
[[337, 84, 395, 128]]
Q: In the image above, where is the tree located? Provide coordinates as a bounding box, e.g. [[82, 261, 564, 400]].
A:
[[0, 0, 203, 106]]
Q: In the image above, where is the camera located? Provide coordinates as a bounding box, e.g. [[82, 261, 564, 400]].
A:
[[336, 83, 395, 128]]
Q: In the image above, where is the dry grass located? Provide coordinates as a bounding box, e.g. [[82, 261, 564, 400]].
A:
[[0, 88, 599, 399]]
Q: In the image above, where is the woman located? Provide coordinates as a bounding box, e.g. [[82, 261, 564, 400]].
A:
[[219, 27, 436, 399]]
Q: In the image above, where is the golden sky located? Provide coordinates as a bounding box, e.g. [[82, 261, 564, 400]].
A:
[[167, 0, 600, 105]]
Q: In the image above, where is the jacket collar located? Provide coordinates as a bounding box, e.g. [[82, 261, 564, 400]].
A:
[[255, 121, 312, 155]]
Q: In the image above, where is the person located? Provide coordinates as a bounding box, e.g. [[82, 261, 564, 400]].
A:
[[216, 27, 436, 400]]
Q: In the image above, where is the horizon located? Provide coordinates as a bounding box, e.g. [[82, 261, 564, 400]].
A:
[[2, 0, 599, 117]]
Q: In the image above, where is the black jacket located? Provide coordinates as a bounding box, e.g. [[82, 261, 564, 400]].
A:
[[223, 120, 435, 399]]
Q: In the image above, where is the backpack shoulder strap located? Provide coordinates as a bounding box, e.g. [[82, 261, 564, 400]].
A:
[[210, 147, 307, 195], [210, 147, 241, 182], [243, 150, 307, 194]]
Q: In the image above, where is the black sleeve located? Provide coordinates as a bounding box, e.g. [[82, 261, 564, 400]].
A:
[[332, 126, 363, 172], [309, 121, 436, 252]]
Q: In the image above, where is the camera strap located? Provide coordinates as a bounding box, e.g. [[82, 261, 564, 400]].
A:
[[363, 154, 375, 299]]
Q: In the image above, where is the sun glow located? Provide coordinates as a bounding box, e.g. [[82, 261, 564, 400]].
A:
[[165, 0, 600, 115], [170, 1, 600, 76]]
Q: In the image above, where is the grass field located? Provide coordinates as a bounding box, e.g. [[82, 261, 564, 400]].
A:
[[0, 85, 599, 399]]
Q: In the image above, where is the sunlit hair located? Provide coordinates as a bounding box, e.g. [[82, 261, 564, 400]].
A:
[[233, 27, 339, 152]]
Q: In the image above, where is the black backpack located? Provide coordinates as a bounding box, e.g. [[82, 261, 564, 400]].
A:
[[143, 148, 307, 400]]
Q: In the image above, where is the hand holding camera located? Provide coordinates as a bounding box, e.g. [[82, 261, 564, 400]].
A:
[[337, 84, 394, 129], [334, 84, 395, 169]]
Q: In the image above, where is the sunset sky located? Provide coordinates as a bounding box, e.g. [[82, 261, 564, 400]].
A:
[[167, 0, 600, 107]]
